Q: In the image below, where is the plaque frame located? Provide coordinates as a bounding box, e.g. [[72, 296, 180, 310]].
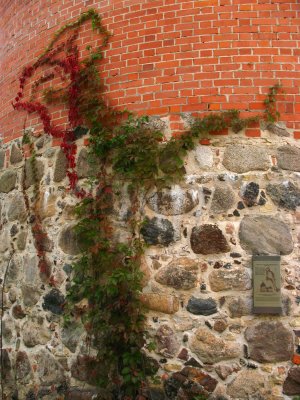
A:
[[252, 255, 281, 314]]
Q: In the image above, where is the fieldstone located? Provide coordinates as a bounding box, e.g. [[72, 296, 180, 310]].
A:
[[283, 367, 300, 396], [3, 316, 14, 342], [17, 230, 28, 250], [53, 149, 68, 182], [155, 263, 197, 290], [21, 285, 40, 307], [6, 255, 22, 286], [65, 388, 102, 400], [186, 297, 218, 315], [227, 296, 252, 318], [141, 217, 176, 246], [0, 170, 17, 193], [147, 186, 199, 216], [37, 191, 57, 219], [266, 181, 300, 210], [155, 325, 179, 358], [239, 215, 293, 255], [36, 349, 65, 385], [2, 349, 12, 382], [227, 370, 268, 399], [277, 145, 300, 172], [59, 224, 81, 255], [23, 318, 51, 347], [24, 159, 44, 189], [194, 145, 213, 170], [190, 225, 230, 254], [16, 351, 32, 382], [61, 322, 84, 353], [0, 150, 5, 169], [190, 327, 241, 363], [140, 293, 179, 314], [42, 289, 65, 315], [215, 364, 240, 380], [241, 182, 259, 207], [12, 305, 26, 319], [223, 144, 270, 173], [213, 319, 228, 333], [211, 183, 235, 213], [209, 268, 251, 292], [71, 355, 103, 385], [265, 122, 289, 137], [77, 148, 91, 178], [32, 224, 53, 252], [10, 144, 23, 164], [164, 367, 218, 400], [245, 321, 293, 362], [23, 254, 39, 283]]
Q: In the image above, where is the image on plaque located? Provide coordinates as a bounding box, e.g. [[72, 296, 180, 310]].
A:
[[259, 266, 280, 293], [253, 256, 281, 314]]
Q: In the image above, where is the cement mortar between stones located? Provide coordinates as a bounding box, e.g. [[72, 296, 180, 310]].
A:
[[0, 127, 299, 399]]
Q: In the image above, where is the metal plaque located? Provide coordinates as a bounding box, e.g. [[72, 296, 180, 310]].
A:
[[253, 255, 281, 314]]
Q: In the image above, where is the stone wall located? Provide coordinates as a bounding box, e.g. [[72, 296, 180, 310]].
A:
[[0, 122, 299, 399]]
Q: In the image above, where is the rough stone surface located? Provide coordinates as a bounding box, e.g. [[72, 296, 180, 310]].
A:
[[147, 186, 199, 216], [186, 297, 218, 315], [190, 225, 230, 254], [24, 159, 44, 189], [164, 367, 218, 400], [266, 181, 300, 210], [59, 224, 81, 255], [17, 231, 28, 250], [140, 293, 179, 314], [227, 296, 252, 318], [283, 367, 300, 396], [156, 325, 179, 358], [215, 364, 240, 380], [239, 215, 293, 255], [227, 370, 268, 399], [61, 322, 84, 353], [194, 145, 213, 170], [141, 217, 176, 246], [209, 268, 251, 292], [245, 321, 294, 362], [241, 182, 259, 207], [77, 148, 91, 178], [155, 264, 197, 290], [10, 144, 23, 164], [211, 183, 235, 213], [36, 349, 65, 385], [0, 150, 5, 169], [42, 289, 65, 315], [23, 318, 51, 347], [0, 170, 17, 193], [265, 122, 290, 137], [190, 327, 241, 363], [277, 145, 300, 172], [16, 351, 32, 383], [223, 144, 270, 173], [21, 285, 40, 307], [53, 149, 68, 182]]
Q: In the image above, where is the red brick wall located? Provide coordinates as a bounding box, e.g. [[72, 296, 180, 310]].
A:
[[0, 0, 300, 143]]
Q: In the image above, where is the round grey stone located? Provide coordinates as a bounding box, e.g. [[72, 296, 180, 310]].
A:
[[0, 170, 17, 193], [10, 144, 23, 164], [187, 297, 218, 315], [53, 149, 68, 182], [239, 215, 293, 255], [211, 183, 235, 213], [277, 145, 300, 172], [266, 181, 300, 210], [141, 217, 175, 246], [223, 144, 270, 173]]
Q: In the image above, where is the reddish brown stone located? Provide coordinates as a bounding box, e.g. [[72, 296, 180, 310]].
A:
[[190, 225, 230, 255]]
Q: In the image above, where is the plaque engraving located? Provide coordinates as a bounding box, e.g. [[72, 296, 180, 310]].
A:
[[253, 255, 281, 314]]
